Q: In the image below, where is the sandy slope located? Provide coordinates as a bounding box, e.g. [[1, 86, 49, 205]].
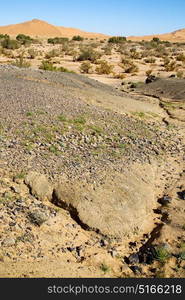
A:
[[129, 28, 185, 42], [0, 19, 108, 38]]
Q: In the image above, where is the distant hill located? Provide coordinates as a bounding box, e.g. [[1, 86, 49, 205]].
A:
[[1, 19, 185, 42], [0, 19, 108, 38], [129, 28, 185, 42]]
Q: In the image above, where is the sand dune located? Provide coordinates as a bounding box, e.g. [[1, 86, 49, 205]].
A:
[[0, 18, 185, 42], [0, 19, 108, 38], [129, 28, 185, 42]]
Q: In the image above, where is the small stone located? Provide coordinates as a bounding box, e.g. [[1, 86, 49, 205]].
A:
[[177, 190, 185, 200], [9, 222, 16, 227], [28, 210, 49, 226], [158, 195, 172, 205], [99, 239, 109, 247], [2, 237, 16, 247], [67, 247, 76, 252], [11, 186, 20, 194], [127, 253, 140, 264], [108, 248, 117, 258], [130, 266, 142, 274], [76, 246, 83, 256]]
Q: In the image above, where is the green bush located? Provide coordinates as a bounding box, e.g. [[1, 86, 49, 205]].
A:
[[154, 246, 171, 263], [0, 34, 9, 39], [72, 35, 84, 41], [39, 61, 74, 73], [152, 37, 161, 43], [39, 61, 57, 71], [48, 37, 69, 44], [16, 34, 33, 45], [77, 48, 101, 62], [108, 36, 127, 43], [1, 38, 21, 49]]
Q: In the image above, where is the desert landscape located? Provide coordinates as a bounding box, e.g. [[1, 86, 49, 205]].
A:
[[0, 18, 185, 279]]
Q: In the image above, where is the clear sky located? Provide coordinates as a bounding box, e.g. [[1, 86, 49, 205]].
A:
[[0, 0, 185, 36]]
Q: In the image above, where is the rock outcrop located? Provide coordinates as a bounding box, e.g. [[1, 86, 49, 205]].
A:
[[53, 163, 157, 239], [25, 172, 53, 201]]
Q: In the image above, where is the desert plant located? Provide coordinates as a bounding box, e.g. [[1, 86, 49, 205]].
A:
[[163, 58, 177, 71], [1, 48, 14, 58], [39, 60, 57, 71], [72, 35, 84, 41], [176, 70, 184, 78], [16, 34, 33, 45], [0, 34, 9, 39], [45, 49, 60, 59], [48, 37, 69, 44], [80, 61, 92, 73], [108, 36, 127, 43], [28, 48, 38, 59], [125, 63, 139, 74], [154, 246, 171, 263], [12, 52, 31, 68], [95, 60, 113, 74], [130, 48, 141, 59], [176, 53, 185, 62], [39, 60, 73, 73], [1, 38, 21, 50], [146, 69, 153, 76], [102, 45, 112, 55], [152, 37, 161, 43], [58, 66, 74, 73], [144, 57, 156, 63], [100, 263, 110, 273], [77, 48, 101, 62], [113, 73, 126, 79]]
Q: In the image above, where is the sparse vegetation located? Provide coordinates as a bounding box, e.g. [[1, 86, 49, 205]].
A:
[[39, 61, 73, 73], [80, 61, 92, 73], [95, 60, 113, 74], [108, 36, 127, 43], [12, 52, 31, 68], [100, 263, 110, 273], [1, 38, 21, 49], [154, 246, 171, 264], [48, 37, 69, 44], [28, 48, 38, 59], [16, 34, 33, 46], [76, 48, 101, 62], [72, 35, 84, 41]]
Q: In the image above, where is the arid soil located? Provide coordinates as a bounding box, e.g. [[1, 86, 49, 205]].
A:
[[0, 29, 185, 278], [0, 62, 184, 278]]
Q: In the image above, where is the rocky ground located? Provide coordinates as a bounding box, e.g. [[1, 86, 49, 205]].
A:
[[0, 65, 185, 278]]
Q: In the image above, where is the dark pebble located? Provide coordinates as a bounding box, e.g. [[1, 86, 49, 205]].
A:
[[158, 195, 172, 205], [130, 266, 142, 274]]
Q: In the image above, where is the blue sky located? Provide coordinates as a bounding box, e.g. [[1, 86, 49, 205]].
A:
[[0, 0, 185, 36]]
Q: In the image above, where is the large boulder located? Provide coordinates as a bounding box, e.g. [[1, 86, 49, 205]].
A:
[[25, 171, 53, 201], [53, 163, 157, 239]]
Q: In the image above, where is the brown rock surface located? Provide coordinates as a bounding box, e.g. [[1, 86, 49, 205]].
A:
[[25, 171, 53, 201], [53, 163, 157, 239]]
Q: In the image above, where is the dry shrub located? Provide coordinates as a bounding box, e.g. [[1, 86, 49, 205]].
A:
[[95, 60, 113, 74], [80, 61, 92, 74]]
